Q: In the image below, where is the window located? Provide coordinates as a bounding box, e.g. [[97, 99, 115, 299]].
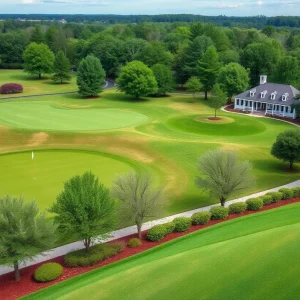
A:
[[261, 90, 267, 99], [286, 106, 289, 113], [241, 100, 244, 105], [271, 91, 277, 100], [237, 99, 240, 105], [282, 93, 289, 101], [281, 106, 284, 112], [245, 101, 248, 106]]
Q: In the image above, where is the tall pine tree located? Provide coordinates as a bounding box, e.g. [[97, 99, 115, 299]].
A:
[[52, 50, 71, 84], [77, 55, 106, 97], [197, 46, 220, 100]]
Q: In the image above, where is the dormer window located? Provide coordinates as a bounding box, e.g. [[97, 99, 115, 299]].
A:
[[250, 89, 256, 97], [271, 91, 277, 100], [261, 90, 267, 99], [282, 93, 289, 101]]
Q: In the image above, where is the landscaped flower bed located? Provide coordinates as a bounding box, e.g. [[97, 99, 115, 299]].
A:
[[1, 187, 300, 300]]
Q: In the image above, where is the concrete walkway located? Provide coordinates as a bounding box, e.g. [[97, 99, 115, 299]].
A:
[[1, 180, 300, 276]]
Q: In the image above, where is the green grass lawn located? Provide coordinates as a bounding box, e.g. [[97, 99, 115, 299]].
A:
[[0, 101, 148, 131], [0, 69, 78, 97], [0, 69, 298, 215], [0, 150, 138, 210], [23, 203, 300, 300]]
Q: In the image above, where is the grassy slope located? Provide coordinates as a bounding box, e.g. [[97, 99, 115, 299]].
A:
[[0, 70, 78, 97], [0, 70, 298, 214], [23, 203, 300, 300]]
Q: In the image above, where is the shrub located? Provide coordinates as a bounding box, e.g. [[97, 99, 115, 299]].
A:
[[173, 217, 191, 232], [266, 192, 283, 203], [191, 212, 211, 225], [0, 83, 23, 94], [34, 263, 63, 282], [162, 222, 175, 234], [246, 198, 263, 211], [228, 202, 247, 214], [147, 225, 167, 241], [291, 187, 300, 197], [127, 238, 142, 248], [279, 188, 294, 200], [261, 195, 272, 205], [64, 242, 123, 267], [210, 206, 229, 220]]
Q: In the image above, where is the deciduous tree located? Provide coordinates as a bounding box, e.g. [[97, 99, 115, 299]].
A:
[[151, 63, 175, 96], [52, 50, 71, 84], [271, 130, 300, 169], [112, 172, 162, 239], [210, 83, 227, 118], [77, 55, 106, 97], [49, 172, 115, 252], [196, 150, 255, 206], [185, 76, 203, 98], [0, 196, 57, 281]]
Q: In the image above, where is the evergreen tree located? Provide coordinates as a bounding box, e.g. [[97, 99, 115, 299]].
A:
[[0, 196, 57, 281], [45, 25, 57, 51], [197, 46, 220, 100], [77, 55, 106, 97], [52, 50, 71, 84], [23, 42, 55, 79], [151, 63, 175, 96], [31, 25, 45, 44]]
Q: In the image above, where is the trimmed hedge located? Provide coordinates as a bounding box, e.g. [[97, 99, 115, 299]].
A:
[[292, 187, 300, 197], [64, 242, 124, 267], [34, 263, 63, 282], [127, 238, 142, 248], [246, 198, 263, 211], [210, 206, 228, 220], [279, 188, 294, 200], [228, 202, 247, 214], [266, 192, 283, 203], [261, 195, 272, 205], [162, 222, 176, 234], [0, 83, 23, 94], [173, 217, 191, 232], [147, 224, 167, 241], [191, 212, 211, 225]]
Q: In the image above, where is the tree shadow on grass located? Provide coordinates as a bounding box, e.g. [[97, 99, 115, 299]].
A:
[[252, 159, 300, 174], [9, 73, 51, 82], [103, 92, 150, 103]]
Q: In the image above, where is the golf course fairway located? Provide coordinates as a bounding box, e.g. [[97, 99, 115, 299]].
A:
[[0, 150, 137, 210], [0, 101, 148, 131], [23, 203, 300, 300]]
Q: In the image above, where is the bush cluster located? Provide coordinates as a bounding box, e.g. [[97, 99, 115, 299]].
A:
[[292, 187, 300, 197], [210, 206, 229, 220], [228, 202, 247, 214], [191, 212, 211, 225], [279, 188, 294, 200], [34, 263, 63, 282], [260, 195, 272, 205], [173, 217, 191, 232], [246, 198, 263, 211], [0, 83, 23, 94], [163, 222, 176, 234], [64, 242, 125, 267], [127, 238, 142, 248], [147, 224, 167, 241], [266, 192, 283, 203]]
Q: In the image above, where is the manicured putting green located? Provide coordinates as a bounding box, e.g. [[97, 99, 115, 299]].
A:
[[0, 150, 135, 210], [0, 101, 148, 131], [24, 203, 300, 300], [168, 114, 266, 136]]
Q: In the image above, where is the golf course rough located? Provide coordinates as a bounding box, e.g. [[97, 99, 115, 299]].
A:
[[0, 150, 138, 210], [0, 101, 148, 131], [22, 203, 300, 300]]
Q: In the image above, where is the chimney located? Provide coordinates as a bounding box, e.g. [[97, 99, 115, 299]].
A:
[[260, 75, 267, 85]]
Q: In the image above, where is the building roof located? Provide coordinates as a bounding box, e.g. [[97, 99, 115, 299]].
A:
[[234, 82, 300, 106]]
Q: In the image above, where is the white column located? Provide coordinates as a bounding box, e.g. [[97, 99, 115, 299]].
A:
[[271, 104, 274, 115], [283, 106, 285, 117], [243, 100, 245, 111], [251, 101, 254, 113]]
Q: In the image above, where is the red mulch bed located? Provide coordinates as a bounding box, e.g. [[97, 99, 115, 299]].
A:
[[1, 198, 300, 300], [208, 117, 222, 121]]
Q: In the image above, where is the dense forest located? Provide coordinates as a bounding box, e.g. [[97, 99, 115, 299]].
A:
[[0, 18, 300, 89]]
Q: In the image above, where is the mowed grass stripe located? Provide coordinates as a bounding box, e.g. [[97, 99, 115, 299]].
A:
[[23, 203, 300, 300], [0, 101, 148, 131]]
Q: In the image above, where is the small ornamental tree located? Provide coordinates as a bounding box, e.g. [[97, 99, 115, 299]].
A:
[[151, 63, 175, 96], [49, 172, 115, 252], [77, 55, 106, 97], [185, 76, 203, 98], [210, 83, 227, 118], [0, 196, 57, 281], [196, 149, 256, 206], [116, 60, 158, 99], [271, 130, 300, 169], [23, 42, 55, 79], [112, 172, 162, 239], [52, 50, 71, 84], [0, 83, 23, 94]]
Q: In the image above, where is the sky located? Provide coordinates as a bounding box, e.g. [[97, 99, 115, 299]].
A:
[[0, 0, 300, 16]]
